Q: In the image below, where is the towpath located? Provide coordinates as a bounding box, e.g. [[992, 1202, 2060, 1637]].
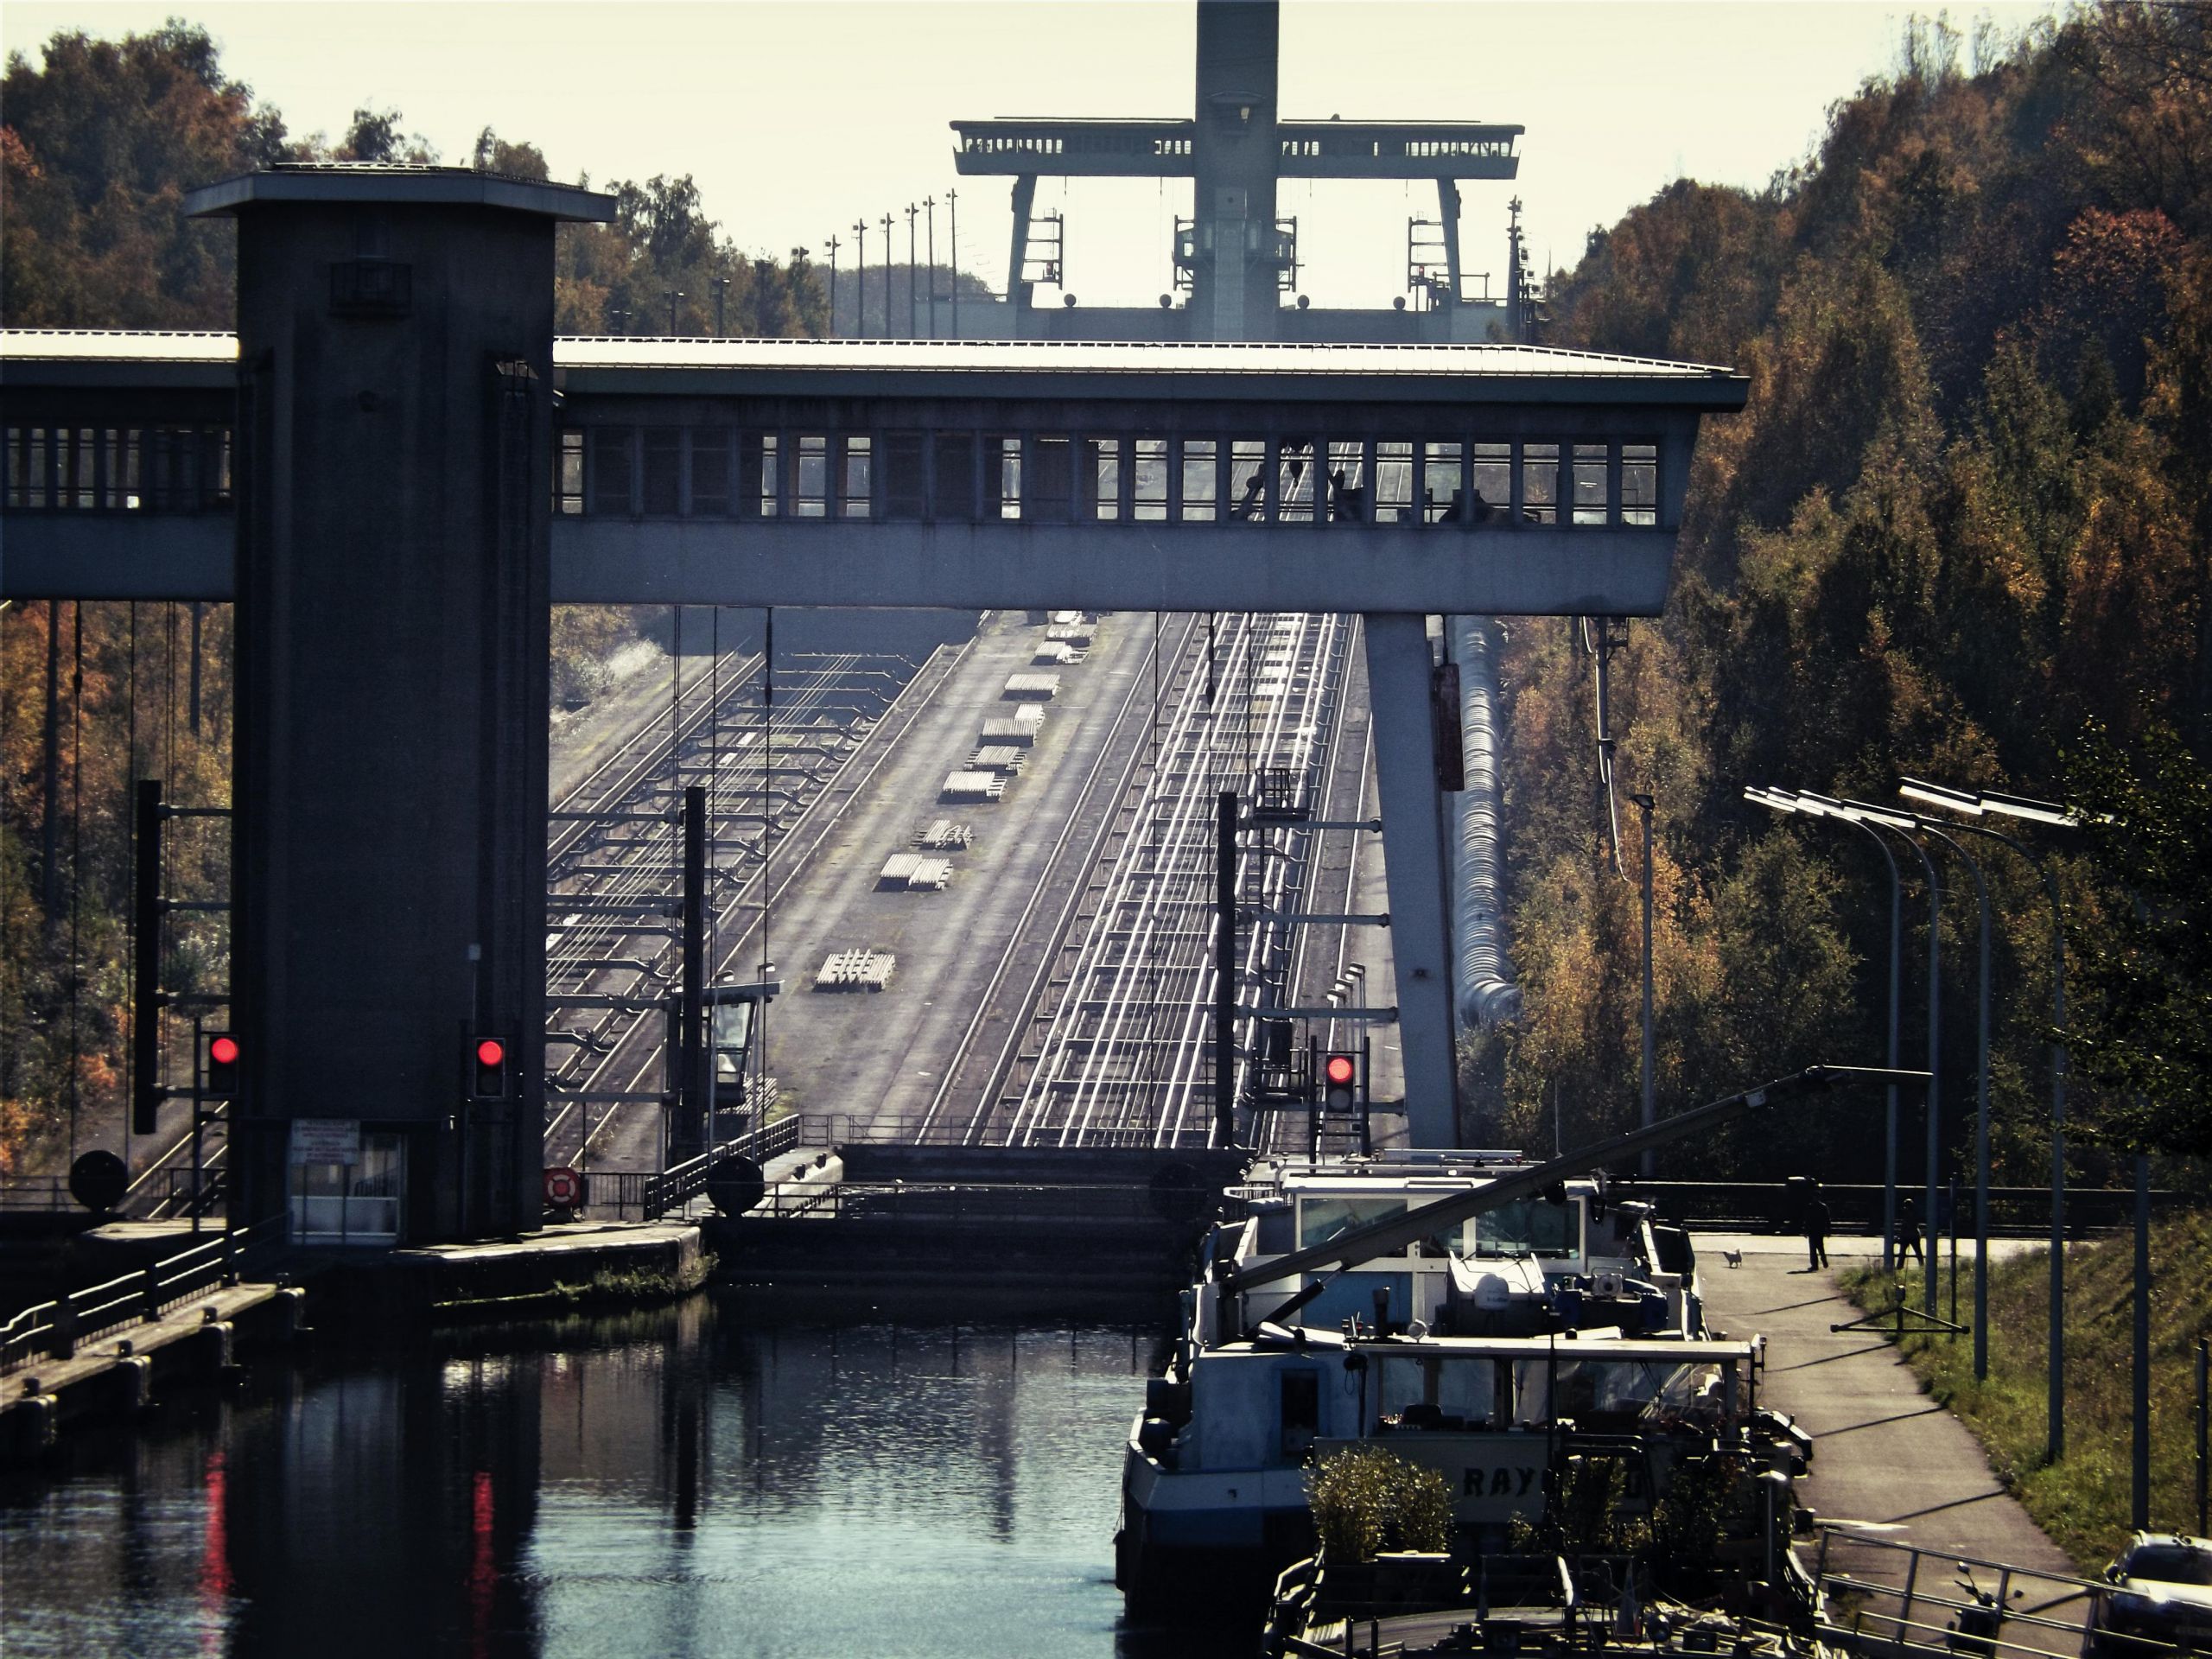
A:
[[1694, 1231, 2078, 1593]]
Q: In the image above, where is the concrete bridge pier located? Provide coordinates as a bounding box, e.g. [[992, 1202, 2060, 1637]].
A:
[[1362, 612, 1459, 1146], [185, 167, 614, 1243]]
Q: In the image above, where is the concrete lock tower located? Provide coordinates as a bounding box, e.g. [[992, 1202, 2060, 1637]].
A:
[[185, 165, 614, 1242], [1190, 0, 1282, 341]]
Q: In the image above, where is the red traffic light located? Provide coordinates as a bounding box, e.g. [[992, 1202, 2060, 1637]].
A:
[[471, 1033, 515, 1100], [1325, 1053, 1357, 1087], [203, 1029, 241, 1099]]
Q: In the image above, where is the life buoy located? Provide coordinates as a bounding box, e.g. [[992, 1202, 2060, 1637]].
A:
[[543, 1166, 582, 1210]]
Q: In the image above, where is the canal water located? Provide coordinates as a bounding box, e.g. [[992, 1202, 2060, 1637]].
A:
[[0, 1294, 1218, 1658]]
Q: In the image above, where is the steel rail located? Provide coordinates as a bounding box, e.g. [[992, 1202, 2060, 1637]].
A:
[[1007, 608, 1251, 1144], [912, 611, 1205, 1144], [543, 649, 910, 1157], [555, 635, 981, 1166]]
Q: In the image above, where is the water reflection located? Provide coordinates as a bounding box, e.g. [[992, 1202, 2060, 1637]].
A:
[[0, 1295, 1217, 1659]]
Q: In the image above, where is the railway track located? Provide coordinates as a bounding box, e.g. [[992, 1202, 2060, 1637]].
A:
[[914, 612, 1205, 1146], [929, 608, 1355, 1151], [546, 634, 979, 1168], [543, 648, 914, 1137], [120, 607, 1361, 1198]]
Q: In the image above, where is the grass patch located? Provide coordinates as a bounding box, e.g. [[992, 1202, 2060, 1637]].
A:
[[432, 1253, 715, 1318], [1840, 1209, 2210, 1570]]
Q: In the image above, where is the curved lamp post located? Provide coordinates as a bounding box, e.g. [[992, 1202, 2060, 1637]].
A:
[[1745, 786, 1904, 1267], [1900, 779, 2076, 1457], [1792, 792, 1948, 1316], [1844, 799, 1995, 1376]]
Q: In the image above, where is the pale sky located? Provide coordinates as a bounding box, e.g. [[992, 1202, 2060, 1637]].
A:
[[5, 1, 2069, 312]]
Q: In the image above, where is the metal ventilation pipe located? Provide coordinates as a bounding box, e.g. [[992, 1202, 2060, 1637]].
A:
[[1449, 616, 1521, 1027]]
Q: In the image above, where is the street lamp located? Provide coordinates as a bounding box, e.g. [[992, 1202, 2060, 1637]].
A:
[[924, 196, 938, 339], [1901, 776, 2077, 1458], [1850, 798, 1996, 1378], [1788, 791, 1948, 1316], [853, 220, 868, 332], [709, 275, 729, 337], [664, 289, 685, 334], [1745, 786, 1904, 1268], [880, 213, 896, 340]]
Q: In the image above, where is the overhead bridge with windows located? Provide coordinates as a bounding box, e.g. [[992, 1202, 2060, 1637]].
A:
[[2, 318, 1745, 1157], [2, 332, 1745, 614]]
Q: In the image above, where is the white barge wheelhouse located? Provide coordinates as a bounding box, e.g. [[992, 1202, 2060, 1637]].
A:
[[1116, 1153, 1796, 1616]]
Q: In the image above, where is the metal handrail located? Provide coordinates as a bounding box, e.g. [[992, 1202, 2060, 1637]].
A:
[[639, 1115, 803, 1220], [0, 1214, 286, 1377], [1809, 1528, 2182, 1659]]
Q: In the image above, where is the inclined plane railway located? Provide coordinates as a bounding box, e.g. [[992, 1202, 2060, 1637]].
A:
[[119, 596, 1372, 1205]]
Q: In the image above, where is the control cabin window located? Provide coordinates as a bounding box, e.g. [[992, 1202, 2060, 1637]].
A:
[[1466, 1198, 1578, 1260], [1572, 443, 1608, 526], [1298, 1195, 1408, 1249], [1374, 1354, 1498, 1433], [1515, 1357, 1719, 1429], [1622, 443, 1657, 526]]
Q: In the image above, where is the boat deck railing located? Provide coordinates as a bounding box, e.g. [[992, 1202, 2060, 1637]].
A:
[[1808, 1528, 2186, 1659]]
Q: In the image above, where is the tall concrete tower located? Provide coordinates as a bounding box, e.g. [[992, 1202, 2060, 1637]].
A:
[[186, 166, 613, 1243], [1190, 0, 1283, 340]]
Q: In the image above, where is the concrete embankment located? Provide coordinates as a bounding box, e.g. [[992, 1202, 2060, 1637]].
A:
[[2, 1280, 306, 1460], [305, 1219, 708, 1322]]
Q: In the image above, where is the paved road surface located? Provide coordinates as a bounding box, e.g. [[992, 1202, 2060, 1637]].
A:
[[755, 612, 1154, 1131], [1697, 1233, 2079, 1592]]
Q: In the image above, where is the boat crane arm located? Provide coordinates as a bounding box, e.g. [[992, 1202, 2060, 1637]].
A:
[[1221, 1064, 1926, 1300]]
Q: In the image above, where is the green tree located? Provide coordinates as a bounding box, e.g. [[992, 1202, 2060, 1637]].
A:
[[2059, 713, 2212, 1158], [1, 22, 282, 327]]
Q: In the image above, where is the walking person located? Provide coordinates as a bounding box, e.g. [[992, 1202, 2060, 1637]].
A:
[[1894, 1194, 1924, 1268], [1802, 1183, 1832, 1271]]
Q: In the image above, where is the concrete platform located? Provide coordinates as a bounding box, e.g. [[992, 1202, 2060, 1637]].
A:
[[307, 1219, 704, 1319], [1696, 1232, 2078, 1586], [1, 1281, 302, 1459]]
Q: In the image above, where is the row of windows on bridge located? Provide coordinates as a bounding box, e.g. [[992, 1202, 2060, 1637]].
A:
[[0, 420, 1661, 531], [4, 424, 233, 513], [562, 429, 1662, 529]]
